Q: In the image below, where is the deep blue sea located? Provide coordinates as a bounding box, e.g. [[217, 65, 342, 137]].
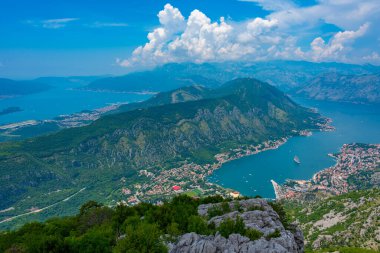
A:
[[0, 87, 151, 125], [209, 98, 380, 199]]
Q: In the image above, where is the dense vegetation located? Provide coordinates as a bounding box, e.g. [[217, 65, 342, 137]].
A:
[[284, 188, 380, 252], [0, 195, 272, 253], [0, 78, 325, 229]]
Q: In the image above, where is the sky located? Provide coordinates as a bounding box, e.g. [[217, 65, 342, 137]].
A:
[[0, 0, 379, 78]]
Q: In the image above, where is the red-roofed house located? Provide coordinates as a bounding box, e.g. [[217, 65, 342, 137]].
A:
[[172, 185, 181, 191]]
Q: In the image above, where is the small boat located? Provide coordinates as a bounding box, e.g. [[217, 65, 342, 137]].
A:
[[293, 155, 301, 164]]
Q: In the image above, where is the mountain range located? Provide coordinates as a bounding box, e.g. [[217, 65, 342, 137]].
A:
[[0, 78, 51, 98], [296, 72, 380, 104], [0, 78, 326, 230], [2, 61, 379, 104], [84, 61, 380, 93]]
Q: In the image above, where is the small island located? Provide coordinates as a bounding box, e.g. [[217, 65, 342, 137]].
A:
[[0, 106, 22, 116]]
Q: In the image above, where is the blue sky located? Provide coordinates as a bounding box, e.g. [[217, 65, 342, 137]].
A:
[[0, 0, 379, 78]]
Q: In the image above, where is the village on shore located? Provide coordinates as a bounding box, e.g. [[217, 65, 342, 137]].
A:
[[116, 117, 335, 206], [272, 143, 380, 200], [117, 137, 289, 206]]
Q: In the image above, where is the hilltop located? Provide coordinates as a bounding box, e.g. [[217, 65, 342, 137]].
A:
[[0, 195, 303, 253]]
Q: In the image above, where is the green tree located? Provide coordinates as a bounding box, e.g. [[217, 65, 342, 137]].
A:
[[112, 205, 137, 236], [114, 223, 166, 253], [187, 215, 209, 235], [79, 201, 102, 216], [218, 217, 246, 238], [66, 225, 114, 253], [78, 206, 114, 233]]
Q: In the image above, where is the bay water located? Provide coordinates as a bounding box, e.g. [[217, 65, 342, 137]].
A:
[[209, 98, 380, 198]]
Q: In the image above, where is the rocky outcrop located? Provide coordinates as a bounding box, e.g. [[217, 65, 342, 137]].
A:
[[170, 199, 304, 253]]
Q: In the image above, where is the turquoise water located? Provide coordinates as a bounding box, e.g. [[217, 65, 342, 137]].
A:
[[0, 87, 151, 125], [209, 99, 380, 199]]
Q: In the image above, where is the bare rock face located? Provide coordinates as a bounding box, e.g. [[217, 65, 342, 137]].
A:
[[170, 199, 304, 253]]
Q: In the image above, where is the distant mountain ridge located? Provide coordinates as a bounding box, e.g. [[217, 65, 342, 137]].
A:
[[34, 76, 105, 88], [86, 65, 221, 92], [84, 61, 380, 93], [295, 72, 380, 104], [0, 78, 327, 229], [0, 78, 51, 98]]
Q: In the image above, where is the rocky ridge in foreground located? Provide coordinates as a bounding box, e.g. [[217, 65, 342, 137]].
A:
[[170, 199, 304, 253]]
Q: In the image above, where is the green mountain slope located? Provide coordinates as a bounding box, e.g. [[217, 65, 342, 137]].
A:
[[0, 78, 326, 229], [284, 189, 380, 252]]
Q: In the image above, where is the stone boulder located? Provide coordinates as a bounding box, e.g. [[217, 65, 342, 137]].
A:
[[170, 199, 304, 253]]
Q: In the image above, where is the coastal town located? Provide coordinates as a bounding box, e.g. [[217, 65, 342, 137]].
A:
[[272, 143, 380, 200], [0, 103, 126, 138], [116, 137, 291, 205], [115, 116, 335, 206]]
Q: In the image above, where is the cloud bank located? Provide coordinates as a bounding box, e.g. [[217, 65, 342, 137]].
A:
[[119, 1, 380, 67]]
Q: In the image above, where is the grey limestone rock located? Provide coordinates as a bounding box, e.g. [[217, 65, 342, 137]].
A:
[[170, 199, 304, 253]]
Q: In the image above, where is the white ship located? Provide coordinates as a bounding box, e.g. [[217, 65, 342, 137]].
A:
[[293, 155, 301, 164]]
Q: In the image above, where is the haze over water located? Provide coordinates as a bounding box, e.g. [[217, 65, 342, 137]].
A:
[[0, 87, 151, 125], [209, 98, 380, 199]]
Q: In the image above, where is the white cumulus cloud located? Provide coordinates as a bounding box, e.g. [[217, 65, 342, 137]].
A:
[[119, 1, 380, 68], [309, 23, 369, 62]]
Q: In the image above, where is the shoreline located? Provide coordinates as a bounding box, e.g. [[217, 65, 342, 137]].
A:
[[204, 124, 334, 198], [0, 102, 132, 138], [131, 123, 332, 205], [272, 143, 380, 200], [77, 88, 158, 95], [123, 137, 291, 205]]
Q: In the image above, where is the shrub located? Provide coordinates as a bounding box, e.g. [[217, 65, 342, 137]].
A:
[[113, 223, 167, 253], [247, 205, 264, 211], [268, 202, 291, 229], [201, 195, 225, 204], [245, 228, 264, 241], [187, 216, 209, 235], [266, 229, 281, 240], [166, 222, 181, 242], [218, 217, 246, 238], [233, 201, 244, 212], [207, 202, 231, 218]]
